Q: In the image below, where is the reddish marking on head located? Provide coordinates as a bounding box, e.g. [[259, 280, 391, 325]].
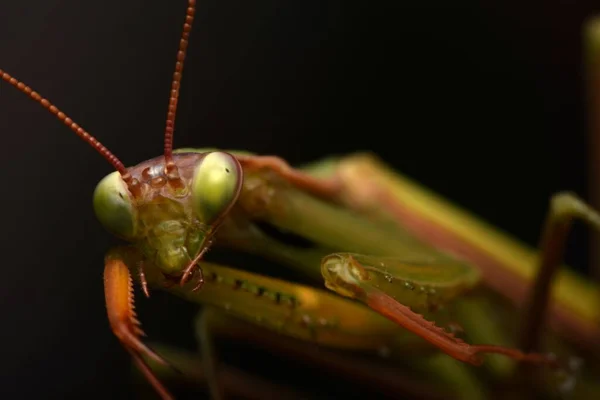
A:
[[163, 0, 197, 189]]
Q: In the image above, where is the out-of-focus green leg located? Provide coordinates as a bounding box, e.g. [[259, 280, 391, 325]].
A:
[[510, 193, 600, 395], [196, 307, 224, 400], [519, 192, 600, 353]]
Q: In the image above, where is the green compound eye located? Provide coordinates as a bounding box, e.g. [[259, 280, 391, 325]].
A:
[[192, 152, 243, 225], [93, 171, 137, 239]]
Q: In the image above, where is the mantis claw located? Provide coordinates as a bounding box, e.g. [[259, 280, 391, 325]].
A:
[[104, 256, 176, 400], [180, 243, 211, 288], [179, 263, 206, 291], [179, 269, 194, 286], [192, 271, 205, 292]]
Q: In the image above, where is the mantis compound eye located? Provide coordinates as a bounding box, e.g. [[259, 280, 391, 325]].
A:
[[93, 171, 138, 239], [192, 152, 243, 226]]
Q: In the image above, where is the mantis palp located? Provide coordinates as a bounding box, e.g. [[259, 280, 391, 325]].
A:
[[2, 1, 600, 399]]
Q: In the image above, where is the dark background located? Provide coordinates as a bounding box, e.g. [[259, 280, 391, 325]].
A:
[[1, 1, 599, 398]]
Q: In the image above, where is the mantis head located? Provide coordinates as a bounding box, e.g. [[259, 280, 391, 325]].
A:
[[92, 151, 243, 276], [0, 0, 237, 282]]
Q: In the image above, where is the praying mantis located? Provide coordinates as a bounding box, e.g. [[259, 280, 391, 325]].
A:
[[2, 1, 600, 399]]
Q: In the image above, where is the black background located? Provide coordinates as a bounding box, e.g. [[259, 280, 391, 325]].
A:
[[1, 1, 599, 398]]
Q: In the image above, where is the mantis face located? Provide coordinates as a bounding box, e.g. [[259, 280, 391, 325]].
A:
[[92, 151, 243, 276]]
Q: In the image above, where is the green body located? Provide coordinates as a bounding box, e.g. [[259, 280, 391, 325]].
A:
[[94, 148, 600, 398]]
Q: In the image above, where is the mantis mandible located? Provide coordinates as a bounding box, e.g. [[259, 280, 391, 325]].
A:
[[2, 1, 600, 399]]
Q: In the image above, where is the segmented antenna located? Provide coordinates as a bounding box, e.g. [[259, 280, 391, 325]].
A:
[[163, 0, 197, 175], [0, 69, 134, 186]]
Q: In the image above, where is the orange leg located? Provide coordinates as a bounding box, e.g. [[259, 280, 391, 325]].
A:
[[104, 257, 174, 400]]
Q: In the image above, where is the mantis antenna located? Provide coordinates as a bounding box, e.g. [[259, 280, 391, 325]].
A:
[[0, 69, 135, 189], [163, 0, 197, 187], [1, 1, 199, 196]]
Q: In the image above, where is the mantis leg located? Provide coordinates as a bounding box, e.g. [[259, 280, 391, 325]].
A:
[[196, 307, 224, 400], [103, 252, 174, 400], [321, 253, 554, 367], [520, 192, 600, 352]]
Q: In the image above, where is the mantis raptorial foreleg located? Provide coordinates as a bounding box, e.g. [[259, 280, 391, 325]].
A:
[[103, 254, 175, 400], [321, 253, 552, 366], [144, 260, 407, 350]]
